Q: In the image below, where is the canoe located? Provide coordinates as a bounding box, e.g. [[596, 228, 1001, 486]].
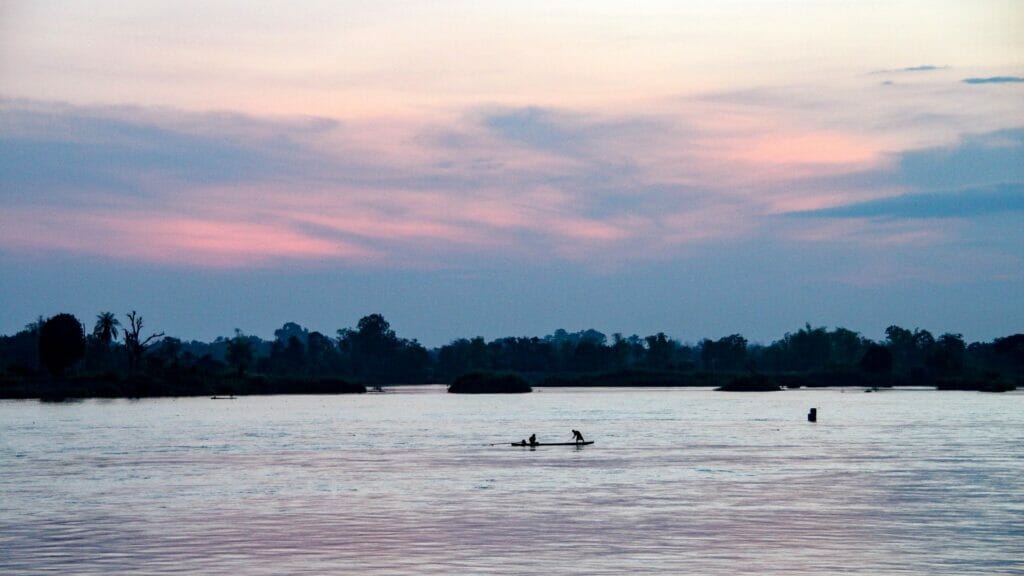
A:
[[511, 441, 594, 447]]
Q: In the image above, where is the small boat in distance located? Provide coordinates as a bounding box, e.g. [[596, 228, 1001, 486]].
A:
[[511, 441, 594, 447], [210, 395, 236, 400]]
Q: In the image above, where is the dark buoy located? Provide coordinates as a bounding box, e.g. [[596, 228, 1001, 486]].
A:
[[807, 408, 817, 422]]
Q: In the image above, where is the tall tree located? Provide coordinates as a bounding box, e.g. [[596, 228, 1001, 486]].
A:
[[38, 313, 86, 378], [860, 344, 893, 375], [338, 314, 399, 378], [124, 311, 164, 372], [306, 331, 337, 376], [928, 333, 965, 376], [644, 332, 674, 370], [830, 327, 867, 367], [93, 312, 121, 346], [226, 329, 254, 376], [701, 334, 747, 371], [992, 334, 1024, 374]]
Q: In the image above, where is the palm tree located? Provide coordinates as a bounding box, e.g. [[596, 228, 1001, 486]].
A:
[[93, 312, 121, 345]]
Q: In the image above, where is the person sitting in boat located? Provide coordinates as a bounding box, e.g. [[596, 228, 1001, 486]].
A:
[[572, 429, 585, 444], [528, 433, 537, 446]]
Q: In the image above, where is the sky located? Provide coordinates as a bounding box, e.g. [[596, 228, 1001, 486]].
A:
[[1, 1, 1022, 346]]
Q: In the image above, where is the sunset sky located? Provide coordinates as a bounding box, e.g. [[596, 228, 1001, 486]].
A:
[[2, 1, 1022, 345]]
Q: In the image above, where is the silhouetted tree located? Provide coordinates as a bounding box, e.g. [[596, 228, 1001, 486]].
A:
[[274, 322, 309, 346], [153, 337, 183, 367], [885, 325, 915, 368], [644, 332, 674, 369], [927, 333, 965, 376], [226, 329, 254, 376], [610, 333, 631, 368], [86, 311, 122, 372], [284, 335, 306, 371], [392, 338, 431, 382], [763, 325, 869, 372], [484, 336, 552, 373], [830, 327, 867, 367], [701, 334, 747, 371], [0, 328, 41, 377], [860, 344, 893, 375], [791, 324, 831, 370], [338, 314, 397, 376], [992, 334, 1024, 374], [438, 338, 487, 379], [885, 325, 936, 373], [93, 312, 120, 345], [572, 338, 605, 371], [24, 316, 45, 333], [306, 331, 337, 376], [38, 313, 86, 378], [337, 314, 431, 382], [124, 311, 164, 372]]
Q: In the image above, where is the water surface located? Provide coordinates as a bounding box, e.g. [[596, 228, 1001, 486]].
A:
[[2, 387, 1021, 574]]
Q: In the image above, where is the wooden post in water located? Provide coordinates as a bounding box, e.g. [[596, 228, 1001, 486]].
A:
[[808, 407, 817, 422]]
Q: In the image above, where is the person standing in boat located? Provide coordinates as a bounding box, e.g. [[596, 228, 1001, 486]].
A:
[[571, 429, 585, 444], [528, 433, 537, 446]]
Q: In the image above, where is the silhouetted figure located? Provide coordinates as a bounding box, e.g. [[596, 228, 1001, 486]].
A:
[[529, 434, 537, 446], [572, 429, 585, 444], [808, 408, 817, 422]]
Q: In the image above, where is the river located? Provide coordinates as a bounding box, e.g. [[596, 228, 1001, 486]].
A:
[[1, 386, 1021, 574]]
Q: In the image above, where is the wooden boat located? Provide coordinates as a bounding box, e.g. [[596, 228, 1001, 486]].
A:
[[511, 441, 594, 447]]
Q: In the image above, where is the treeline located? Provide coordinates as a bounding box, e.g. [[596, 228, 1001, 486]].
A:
[[436, 325, 1021, 391], [0, 311, 1021, 399]]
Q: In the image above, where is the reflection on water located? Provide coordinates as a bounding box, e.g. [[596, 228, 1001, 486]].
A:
[[2, 387, 1022, 575]]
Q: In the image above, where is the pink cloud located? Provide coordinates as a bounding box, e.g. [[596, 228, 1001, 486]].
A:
[[734, 131, 881, 166], [0, 207, 371, 267], [2, 94, 982, 272]]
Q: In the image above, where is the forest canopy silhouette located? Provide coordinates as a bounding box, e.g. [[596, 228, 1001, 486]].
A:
[[0, 312, 1020, 399]]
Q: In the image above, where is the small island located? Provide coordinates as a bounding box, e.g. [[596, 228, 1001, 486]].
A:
[[716, 374, 783, 392], [447, 372, 532, 394]]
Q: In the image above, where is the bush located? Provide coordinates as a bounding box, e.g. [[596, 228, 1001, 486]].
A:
[[716, 374, 782, 392], [448, 372, 532, 394], [38, 314, 86, 377]]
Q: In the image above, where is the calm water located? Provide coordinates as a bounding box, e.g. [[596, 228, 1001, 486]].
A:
[[1, 387, 1022, 575]]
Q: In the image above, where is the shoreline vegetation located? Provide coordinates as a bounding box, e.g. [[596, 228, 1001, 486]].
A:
[[1, 312, 1020, 399]]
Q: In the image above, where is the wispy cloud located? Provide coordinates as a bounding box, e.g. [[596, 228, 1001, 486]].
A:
[[2, 95, 1022, 273], [962, 76, 1024, 85], [0, 101, 341, 201], [787, 183, 1024, 219], [871, 65, 949, 74], [783, 127, 1024, 219], [0, 206, 372, 267], [0, 100, 731, 267], [895, 128, 1024, 190]]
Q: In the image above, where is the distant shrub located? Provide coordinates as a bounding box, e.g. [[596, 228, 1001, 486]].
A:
[[935, 376, 1016, 393], [448, 372, 532, 394], [542, 369, 703, 387], [716, 374, 782, 392]]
